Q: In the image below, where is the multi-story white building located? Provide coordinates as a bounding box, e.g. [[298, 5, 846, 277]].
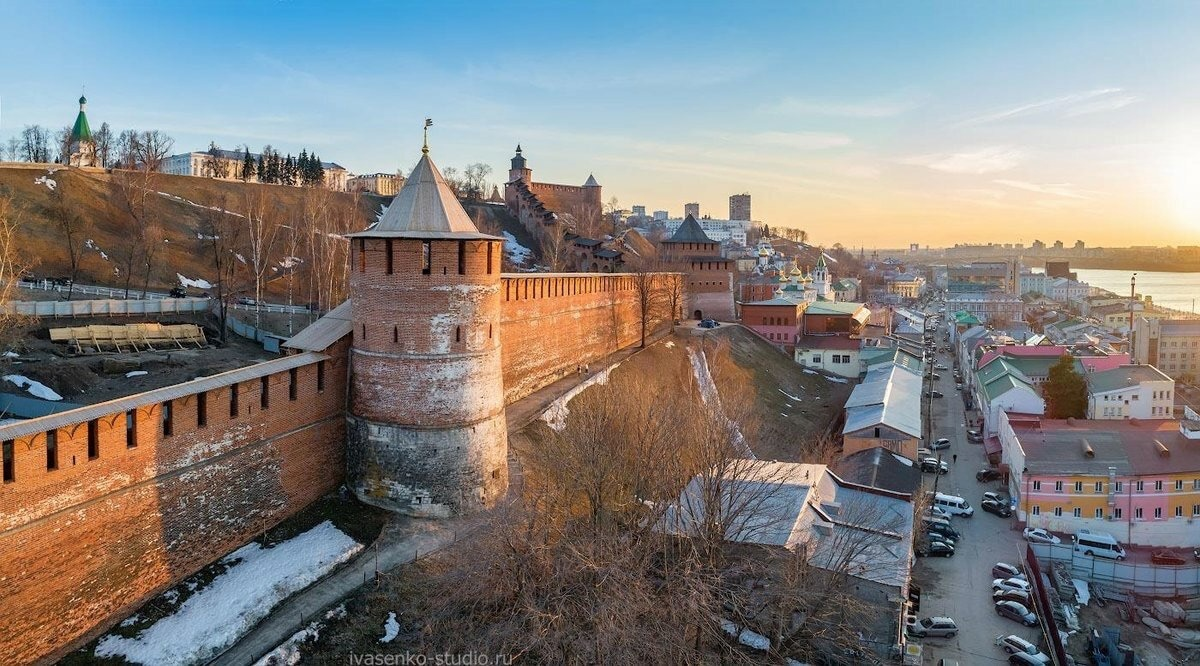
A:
[[1048, 277, 1091, 304], [347, 172, 403, 196], [1018, 271, 1049, 297], [1086, 364, 1175, 420], [161, 149, 348, 191], [661, 217, 749, 245], [1133, 318, 1200, 380], [947, 292, 1025, 327]]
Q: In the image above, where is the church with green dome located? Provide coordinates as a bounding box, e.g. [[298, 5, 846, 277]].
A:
[[67, 95, 98, 167]]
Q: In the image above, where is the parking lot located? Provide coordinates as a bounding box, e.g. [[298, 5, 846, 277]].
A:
[[910, 324, 1051, 664]]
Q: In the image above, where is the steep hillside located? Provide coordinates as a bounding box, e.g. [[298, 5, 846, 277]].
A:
[[0, 164, 383, 299]]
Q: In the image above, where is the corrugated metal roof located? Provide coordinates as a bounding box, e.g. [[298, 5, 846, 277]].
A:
[[0, 352, 328, 441], [663, 214, 715, 244], [1087, 364, 1173, 394], [842, 362, 923, 438], [284, 300, 352, 352]]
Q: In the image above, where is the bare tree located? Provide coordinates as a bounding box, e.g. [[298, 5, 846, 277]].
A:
[[202, 141, 230, 179], [461, 163, 492, 201], [20, 125, 51, 163], [197, 195, 245, 341], [538, 222, 574, 272], [135, 130, 173, 172], [93, 122, 113, 167], [114, 130, 139, 169], [631, 270, 673, 348], [49, 175, 92, 300], [244, 188, 282, 329], [4, 137, 20, 162], [54, 126, 72, 164], [0, 190, 31, 345], [111, 171, 150, 297]]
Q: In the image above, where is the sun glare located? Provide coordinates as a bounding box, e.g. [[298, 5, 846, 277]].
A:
[[1164, 146, 1200, 237]]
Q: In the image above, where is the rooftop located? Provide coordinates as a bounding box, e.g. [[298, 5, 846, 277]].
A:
[[833, 447, 922, 497], [1086, 364, 1174, 394], [843, 362, 923, 439], [1016, 418, 1200, 476], [805, 301, 866, 316], [795, 334, 859, 351], [663, 214, 716, 244]]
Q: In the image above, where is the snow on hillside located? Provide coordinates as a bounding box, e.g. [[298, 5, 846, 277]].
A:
[[503, 231, 533, 265], [34, 175, 57, 191], [3, 375, 62, 401], [686, 348, 753, 458], [157, 191, 245, 218], [252, 605, 346, 666], [821, 252, 837, 263], [541, 362, 622, 431], [95, 521, 362, 666], [176, 274, 213, 289]]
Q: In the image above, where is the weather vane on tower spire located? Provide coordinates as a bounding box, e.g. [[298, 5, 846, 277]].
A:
[[422, 118, 432, 154]]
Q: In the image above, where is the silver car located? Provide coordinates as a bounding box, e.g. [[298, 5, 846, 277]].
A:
[[908, 616, 958, 638]]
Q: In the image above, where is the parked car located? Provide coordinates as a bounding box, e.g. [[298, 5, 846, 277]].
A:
[[908, 616, 958, 638], [1023, 527, 1061, 545], [929, 373, 942, 381], [916, 540, 955, 558], [955, 382, 964, 390], [1151, 550, 1188, 566], [926, 524, 961, 541], [993, 589, 1033, 608], [924, 505, 952, 520], [169, 286, 187, 298], [917, 447, 933, 458], [698, 318, 720, 329], [982, 491, 1008, 504], [995, 600, 1038, 626], [996, 635, 1050, 663], [976, 468, 1003, 482], [992, 562, 1023, 579], [993, 577, 1033, 594], [236, 296, 261, 306], [967, 429, 984, 442], [924, 390, 944, 399], [1009, 653, 1050, 666], [982, 499, 1012, 517], [934, 363, 948, 370], [920, 458, 949, 474], [931, 438, 952, 450]]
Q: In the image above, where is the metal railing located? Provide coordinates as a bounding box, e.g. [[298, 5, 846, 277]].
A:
[[2, 298, 210, 317]]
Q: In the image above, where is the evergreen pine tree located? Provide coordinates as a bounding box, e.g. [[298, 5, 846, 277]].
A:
[[298, 149, 310, 185], [256, 154, 265, 181], [1043, 355, 1088, 418], [241, 148, 254, 181], [313, 154, 325, 187]]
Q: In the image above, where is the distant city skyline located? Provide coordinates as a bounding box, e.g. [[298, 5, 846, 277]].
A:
[[2, 1, 1198, 247]]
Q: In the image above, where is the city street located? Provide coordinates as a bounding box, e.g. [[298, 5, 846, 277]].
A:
[[910, 315, 1049, 664]]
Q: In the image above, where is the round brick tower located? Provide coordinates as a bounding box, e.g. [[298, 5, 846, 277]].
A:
[[345, 147, 507, 518]]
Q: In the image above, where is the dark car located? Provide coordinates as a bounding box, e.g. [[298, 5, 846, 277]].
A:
[[916, 541, 955, 558], [924, 390, 944, 399], [976, 468, 1003, 482], [993, 589, 1032, 609], [995, 600, 1038, 626], [927, 524, 961, 541], [169, 286, 187, 298], [698, 319, 720, 329], [1009, 654, 1047, 666], [982, 499, 1013, 517]]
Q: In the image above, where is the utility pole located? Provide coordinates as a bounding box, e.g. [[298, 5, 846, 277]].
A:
[[1129, 273, 1137, 363]]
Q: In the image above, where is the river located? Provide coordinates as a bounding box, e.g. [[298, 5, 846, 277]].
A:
[[1070, 268, 1200, 314]]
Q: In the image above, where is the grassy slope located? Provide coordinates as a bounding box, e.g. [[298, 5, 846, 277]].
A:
[[1, 165, 380, 298]]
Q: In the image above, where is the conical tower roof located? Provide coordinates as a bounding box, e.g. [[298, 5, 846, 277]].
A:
[[70, 97, 92, 143], [815, 252, 828, 270], [663, 214, 714, 244], [348, 152, 500, 240]]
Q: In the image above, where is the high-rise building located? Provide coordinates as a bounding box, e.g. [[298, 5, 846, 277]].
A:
[[632, 205, 646, 217], [684, 202, 700, 219], [653, 210, 668, 221], [729, 193, 751, 221]]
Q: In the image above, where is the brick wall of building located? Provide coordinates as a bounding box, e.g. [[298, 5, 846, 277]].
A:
[[498, 273, 679, 403], [0, 346, 347, 664]]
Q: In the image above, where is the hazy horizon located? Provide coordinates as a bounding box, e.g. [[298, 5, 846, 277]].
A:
[[2, 1, 1199, 248]]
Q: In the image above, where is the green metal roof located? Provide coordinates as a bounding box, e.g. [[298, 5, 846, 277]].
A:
[[70, 103, 92, 142], [1086, 365, 1173, 394], [981, 373, 1036, 400], [805, 301, 864, 316]]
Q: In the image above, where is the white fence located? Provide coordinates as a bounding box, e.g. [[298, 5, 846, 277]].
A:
[[20, 280, 172, 300], [230, 302, 311, 315], [2, 298, 210, 317], [1032, 542, 1200, 597]]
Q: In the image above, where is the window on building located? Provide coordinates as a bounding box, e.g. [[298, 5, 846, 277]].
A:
[[421, 241, 432, 275], [1073, 508, 1081, 518], [1054, 507, 1063, 517], [1176, 479, 1184, 491], [812, 355, 821, 363], [1155, 480, 1163, 491], [163, 400, 173, 436], [1193, 504, 1200, 517], [1095, 481, 1103, 492], [1095, 508, 1104, 518], [289, 368, 298, 401], [88, 420, 99, 460], [1114, 507, 1123, 519], [1114, 481, 1123, 492], [458, 240, 466, 275], [1175, 506, 1183, 518], [2, 440, 12, 483], [45, 430, 58, 470], [486, 242, 493, 274], [1033, 480, 1042, 491], [1154, 507, 1163, 519], [1136, 480, 1144, 492], [260, 377, 269, 410], [1194, 479, 1200, 490], [1032, 506, 1040, 515], [385, 239, 394, 275], [126, 410, 138, 448], [229, 384, 239, 418], [1055, 480, 1063, 492], [358, 239, 366, 273], [1074, 481, 1083, 493], [1135, 507, 1143, 520], [198, 391, 208, 428], [317, 361, 326, 393]]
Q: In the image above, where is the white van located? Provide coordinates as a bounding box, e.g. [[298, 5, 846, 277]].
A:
[[1073, 529, 1126, 560], [933, 492, 974, 517]]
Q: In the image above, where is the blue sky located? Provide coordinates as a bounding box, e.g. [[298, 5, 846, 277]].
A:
[[2, 1, 1199, 247]]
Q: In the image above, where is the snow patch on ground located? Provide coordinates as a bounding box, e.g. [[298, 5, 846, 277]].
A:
[[119, 614, 141, 628], [825, 375, 848, 383], [95, 521, 362, 666], [34, 175, 57, 191], [821, 252, 838, 264], [3, 375, 62, 401], [720, 619, 770, 651], [778, 389, 803, 402], [125, 370, 148, 378], [502, 231, 533, 265], [663, 340, 676, 348], [279, 256, 302, 269], [177, 274, 213, 289], [236, 253, 247, 264], [253, 604, 346, 666], [686, 348, 753, 458], [376, 203, 388, 223], [380, 611, 400, 643], [540, 363, 621, 431], [2, 351, 17, 358], [157, 191, 245, 218], [802, 369, 818, 375]]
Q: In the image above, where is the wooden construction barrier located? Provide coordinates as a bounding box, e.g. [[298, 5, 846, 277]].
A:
[[49, 323, 207, 353]]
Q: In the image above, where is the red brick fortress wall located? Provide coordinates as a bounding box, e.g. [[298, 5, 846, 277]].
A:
[[0, 347, 348, 665], [498, 272, 680, 403]]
